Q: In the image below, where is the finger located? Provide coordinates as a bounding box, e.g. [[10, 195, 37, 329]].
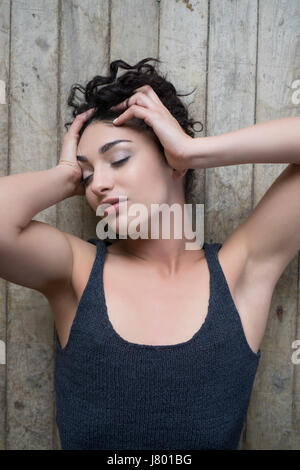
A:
[[69, 108, 96, 136], [71, 108, 95, 132], [110, 92, 155, 112], [113, 104, 155, 127], [133, 85, 162, 106], [110, 96, 134, 111], [109, 99, 129, 111]]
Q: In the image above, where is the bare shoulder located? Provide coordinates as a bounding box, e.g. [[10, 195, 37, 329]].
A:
[[62, 233, 98, 291], [41, 232, 97, 301], [62, 236, 120, 286], [63, 232, 97, 261]]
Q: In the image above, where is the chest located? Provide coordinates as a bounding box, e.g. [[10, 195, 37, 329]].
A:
[[101, 257, 211, 345], [50, 245, 267, 354]]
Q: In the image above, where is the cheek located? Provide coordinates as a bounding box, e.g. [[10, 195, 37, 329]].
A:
[[135, 156, 169, 185], [141, 175, 169, 207], [131, 165, 167, 203]]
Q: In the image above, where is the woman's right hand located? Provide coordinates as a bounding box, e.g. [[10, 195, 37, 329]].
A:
[[57, 107, 96, 196]]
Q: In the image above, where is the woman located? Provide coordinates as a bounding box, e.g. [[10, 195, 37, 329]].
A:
[[0, 58, 299, 450]]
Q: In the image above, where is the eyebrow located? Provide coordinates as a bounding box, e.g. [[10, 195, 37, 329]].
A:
[[77, 139, 133, 163]]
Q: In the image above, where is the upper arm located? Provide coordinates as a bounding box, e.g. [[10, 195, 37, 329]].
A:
[[0, 220, 75, 294], [232, 163, 300, 288]]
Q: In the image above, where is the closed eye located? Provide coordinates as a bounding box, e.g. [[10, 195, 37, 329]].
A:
[[80, 156, 131, 185], [111, 156, 131, 167]]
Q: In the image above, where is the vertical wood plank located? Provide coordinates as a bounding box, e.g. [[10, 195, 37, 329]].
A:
[[58, 0, 110, 245], [245, 0, 300, 449], [7, 0, 59, 449], [159, 0, 208, 207], [296, 257, 300, 446], [56, 0, 110, 448], [206, 0, 258, 449], [0, 0, 10, 451], [111, 0, 158, 62]]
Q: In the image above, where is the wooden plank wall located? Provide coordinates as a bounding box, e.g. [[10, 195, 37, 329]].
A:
[[0, 0, 299, 450]]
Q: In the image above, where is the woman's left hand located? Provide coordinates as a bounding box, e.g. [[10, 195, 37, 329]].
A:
[[109, 85, 193, 170]]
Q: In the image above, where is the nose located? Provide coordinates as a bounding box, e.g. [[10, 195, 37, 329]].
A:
[[90, 167, 114, 196]]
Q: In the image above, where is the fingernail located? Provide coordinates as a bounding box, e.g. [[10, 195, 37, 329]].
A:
[[113, 118, 118, 124]]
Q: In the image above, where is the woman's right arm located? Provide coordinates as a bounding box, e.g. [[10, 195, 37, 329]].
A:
[[0, 165, 80, 294], [0, 107, 96, 295]]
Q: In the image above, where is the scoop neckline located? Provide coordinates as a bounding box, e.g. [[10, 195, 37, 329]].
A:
[[98, 240, 213, 350]]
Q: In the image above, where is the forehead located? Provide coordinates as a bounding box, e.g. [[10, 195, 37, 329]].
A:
[[78, 120, 147, 150]]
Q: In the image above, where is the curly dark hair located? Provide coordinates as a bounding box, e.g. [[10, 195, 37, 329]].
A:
[[64, 57, 203, 201]]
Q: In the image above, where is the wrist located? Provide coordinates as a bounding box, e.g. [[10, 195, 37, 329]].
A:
[[183, 136, 213, 169], [54, 163, 81, 194]]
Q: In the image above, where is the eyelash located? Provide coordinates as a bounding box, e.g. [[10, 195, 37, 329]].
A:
[[80, 156, 131, 186]]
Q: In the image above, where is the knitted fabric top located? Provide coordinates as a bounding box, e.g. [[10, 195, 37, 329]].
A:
[[54, 239, 261, 450]]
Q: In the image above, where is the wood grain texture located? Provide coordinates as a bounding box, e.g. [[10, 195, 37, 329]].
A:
[[0, 0, 299, 449], [206, 0, 258, 449], [6, 0, 58, 449], [0, 0, 10, 452], [55, 0, 110, 449], [159, 0, 207, 207], [245, 0, 300, 449]]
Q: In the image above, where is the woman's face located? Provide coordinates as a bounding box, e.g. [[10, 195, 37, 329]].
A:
[[77, 119, 186, 236]]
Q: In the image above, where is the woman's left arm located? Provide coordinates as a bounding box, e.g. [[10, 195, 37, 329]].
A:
[[185, 116, 300, 289], [185, 116, 300, 168]]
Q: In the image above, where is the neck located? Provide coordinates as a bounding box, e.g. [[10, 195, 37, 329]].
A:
[[111, 200, 204, 276]]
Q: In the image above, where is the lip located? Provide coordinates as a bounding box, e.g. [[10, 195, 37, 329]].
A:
[[100, 196, 128, 216], [103, 201, 122, 215], [101, 196, 128, 205]]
